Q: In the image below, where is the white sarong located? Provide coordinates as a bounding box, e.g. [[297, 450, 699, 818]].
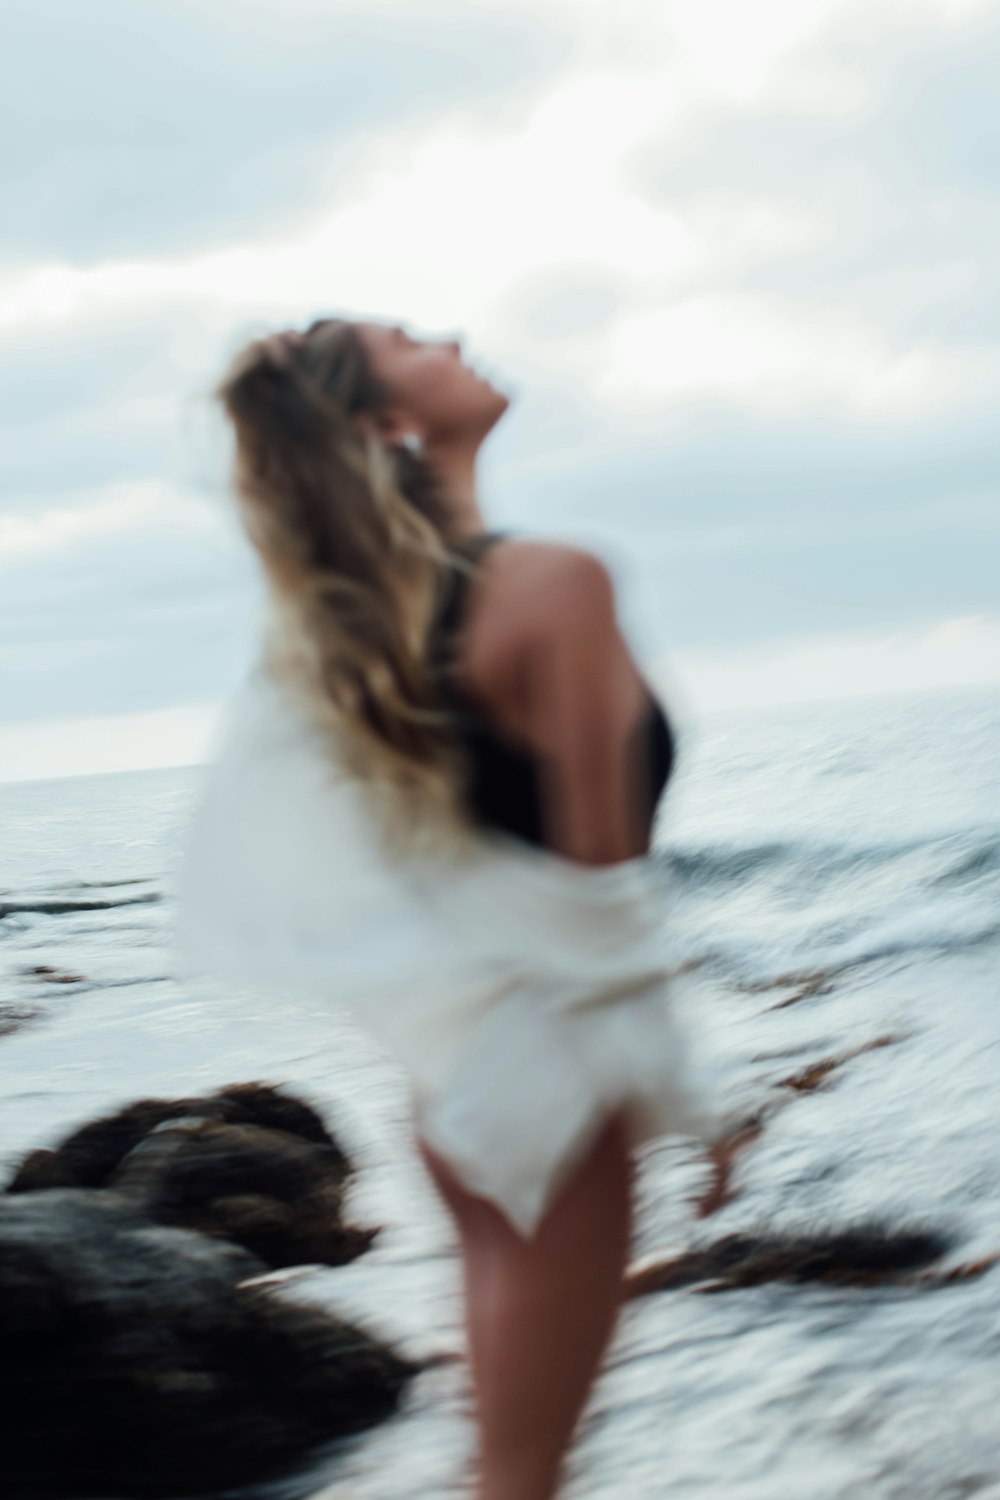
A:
[[172, 662, 722, 1236]]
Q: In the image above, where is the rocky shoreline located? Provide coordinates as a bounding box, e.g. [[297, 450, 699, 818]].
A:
[[5, 1042, 999, 1497], [0, 1082, 413, 1498]]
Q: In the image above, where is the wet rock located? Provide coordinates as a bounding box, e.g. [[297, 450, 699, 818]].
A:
[[8, 1081, 349, 1189], [0, 893, 159, 917], [737, 965, 841, 1010], [624, 1223, 953, 1297], [110, 1118, 378, 1268], [0, 1001, 42, 1038], [778, 1033, 901, 1094], [6, 1082, 377, 1268], [25, 964, 88, 984], [913, 1252, 1000, 1288], [0, 1189, 414, 1498]]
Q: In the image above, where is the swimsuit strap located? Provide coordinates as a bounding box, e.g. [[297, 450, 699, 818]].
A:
[[434, 530, 512, 646]]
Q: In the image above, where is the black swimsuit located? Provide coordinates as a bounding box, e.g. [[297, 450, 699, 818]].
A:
[[431, 532, 676, 849]]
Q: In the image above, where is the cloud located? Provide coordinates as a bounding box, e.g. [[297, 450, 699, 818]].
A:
[[0, 483, 192, 561], [590, 293, 990, 418], [3, 2, 997, 440], [0, 704, 223, 784], [1, 0, 997, 752], [0, 483, 260, 721], [658, 613, 1000, 713], [0, 0, 571, 263], [631, 5, 1000, 347]]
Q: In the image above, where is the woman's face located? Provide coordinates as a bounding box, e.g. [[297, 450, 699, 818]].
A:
[[353, 320, 510, 448]]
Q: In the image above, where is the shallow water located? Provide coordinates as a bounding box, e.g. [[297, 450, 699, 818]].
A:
[[1, 684, 999, 1499]]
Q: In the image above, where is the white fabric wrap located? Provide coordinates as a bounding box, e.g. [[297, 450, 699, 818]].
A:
[[172, 666, 722, 1237]]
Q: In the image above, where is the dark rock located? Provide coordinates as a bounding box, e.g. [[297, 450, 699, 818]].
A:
[[7, 1098, 188, 1191], [110, 1118, 377, 1268], [0, 1002, 41, 1038], [8, 1081, 351, 1190], [5, 1082, 376, 1269], [0, 894, 159, 917], [777, 1033, 901, 1094], [25, 965, 88, 983], [624, 1223, 953, 1297], [0, 1190, 414, 1498], [214, 1080, 350, 1154]]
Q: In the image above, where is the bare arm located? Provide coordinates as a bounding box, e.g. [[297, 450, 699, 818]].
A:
[[466, 542, 759, 1220], [465, 545, 656, 866]]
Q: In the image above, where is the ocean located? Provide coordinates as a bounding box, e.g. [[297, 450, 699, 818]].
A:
[[1, 683, 999, 1499]]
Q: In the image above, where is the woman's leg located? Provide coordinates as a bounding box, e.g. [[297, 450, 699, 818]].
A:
[[418, 1109, 635, 1500]]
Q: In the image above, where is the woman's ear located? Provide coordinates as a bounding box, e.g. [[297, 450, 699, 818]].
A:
[[379, 409, 424, 450], [352, 408, 421, 451]]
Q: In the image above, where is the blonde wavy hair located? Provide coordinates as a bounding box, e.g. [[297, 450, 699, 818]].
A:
[[215, 316, 483, 854]]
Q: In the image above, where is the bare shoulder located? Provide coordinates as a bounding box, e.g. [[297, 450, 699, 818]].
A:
[[464, 538, 615, 661], [458, 537, 626, 730], [459, 536, 655, 858]]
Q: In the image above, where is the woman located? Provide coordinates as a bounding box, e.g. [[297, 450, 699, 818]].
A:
[[176, 315, 740, 1500]]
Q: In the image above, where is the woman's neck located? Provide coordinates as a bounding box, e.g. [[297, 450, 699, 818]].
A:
[[425, 439, 488, 541]]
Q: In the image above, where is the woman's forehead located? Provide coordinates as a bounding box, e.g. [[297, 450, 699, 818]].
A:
[[353, 319, 406, 354], [360, 317, 404, 335]]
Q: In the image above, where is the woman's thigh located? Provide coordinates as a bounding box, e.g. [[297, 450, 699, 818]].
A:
[[416, 1106, 635, 1258]]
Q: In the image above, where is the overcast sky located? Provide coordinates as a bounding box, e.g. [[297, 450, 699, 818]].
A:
[[2, 0, 998, 780]]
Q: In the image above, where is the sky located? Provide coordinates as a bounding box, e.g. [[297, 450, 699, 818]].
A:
[[2, 0, 998, 781]]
